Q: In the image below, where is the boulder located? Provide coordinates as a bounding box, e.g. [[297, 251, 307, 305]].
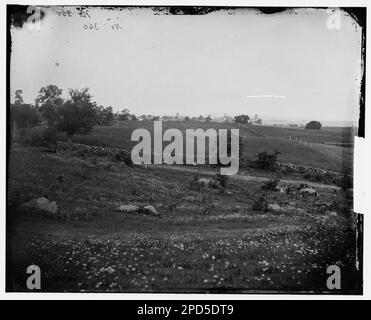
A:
[[198, 178, 220, 189], [115, 204, 139, 213], [299, 187, 318, 197], [142, 205, 160, 217], [23, 197, 58, 214], [328, 211, 338, 217], [198, 178, 212, 187], [267, 203, 282, 212], [275, 186, 287, 194], [115, 204, 160, 217]]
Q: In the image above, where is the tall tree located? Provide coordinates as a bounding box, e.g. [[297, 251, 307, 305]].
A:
[[14, 89, 24, 105], [35, 85, 64, 126], [305, 120, 322, 130], [55, 88, 98, 137]]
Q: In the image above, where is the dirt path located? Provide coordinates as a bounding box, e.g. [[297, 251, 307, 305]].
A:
[[151, 164, 340, 190]]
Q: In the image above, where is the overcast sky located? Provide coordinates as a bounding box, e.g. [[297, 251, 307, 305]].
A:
[[11, 7, 362, 124]]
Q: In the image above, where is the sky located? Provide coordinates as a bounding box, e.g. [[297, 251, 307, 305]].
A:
[[10, 7, 363, 125]]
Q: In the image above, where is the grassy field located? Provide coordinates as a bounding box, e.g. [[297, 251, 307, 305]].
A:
[[7, 146, 360, 293], [68, 121, 353, 172]]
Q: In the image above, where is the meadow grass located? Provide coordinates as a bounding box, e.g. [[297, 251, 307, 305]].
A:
[[70, 121, 353, 172], [7, 146, 359, 293]]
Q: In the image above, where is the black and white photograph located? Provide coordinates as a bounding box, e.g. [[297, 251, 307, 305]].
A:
[[5, 4, 365, 295]]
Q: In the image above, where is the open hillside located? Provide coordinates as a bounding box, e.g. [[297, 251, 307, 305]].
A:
[[65, 121, 353, 173], [7, 146, 359, 293]]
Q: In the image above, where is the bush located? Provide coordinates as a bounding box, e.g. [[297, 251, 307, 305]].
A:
[[339, 174, 353, 190], [17, 126, 58, 150], [261, 179, 280, 191], [112, 151, 133, 166], [252, 195, 268, 212], [253, 150, 280, 171], [216, 173, 229, 188], [41, 127, 58, 145], [200, 192, 215, 215], [10, 104, 41, 129], [190, 173, 201, 191]]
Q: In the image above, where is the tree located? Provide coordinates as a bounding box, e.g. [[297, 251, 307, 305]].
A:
[[35, 85, 64, 126], [95, 105, 114, 125], [305, 120, 322, 130], [10, 104, 40, 129], [55, 88, 98, 137], [234, 114, 250, 124], [11, 89, 40, 128], [14, 89, 24, 105], [117, 108, 131, 121]]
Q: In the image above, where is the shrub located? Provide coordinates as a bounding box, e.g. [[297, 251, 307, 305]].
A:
[[216, 173, 229, 188], [10, 104, 41, 129], [252, 195, 268, 212], [253, 150, 280, 170], [200, 192, 215, 215], [339, 174, 353, 191], [112, 150, 133, 166], [189, 172, 201, 191], [22, 126, 58, 148], [261, 179, 280, 191], [41, 127, 58, 145]]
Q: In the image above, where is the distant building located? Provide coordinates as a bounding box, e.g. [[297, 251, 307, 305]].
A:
[[212, 114, 234, 123]]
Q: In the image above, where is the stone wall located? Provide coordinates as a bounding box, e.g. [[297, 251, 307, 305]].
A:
[[57, 141, 349, 186], [276, 162, 346, 185], [57, 141, 130, 157]]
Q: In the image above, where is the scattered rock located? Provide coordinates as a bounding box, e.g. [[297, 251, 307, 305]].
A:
[[328, 211, 338, 217], [115, 204, 139, 213], [142, 205, 160, 217], [198, 178, 220, 189], [299, 187, 318, 197], [198, 178, 212, 187], [275, 186, 287, 194], [23, 197, 58, 214], [232, 205, 241, 212], [267, 203, 282, 212], [115, 204, 160, 217]]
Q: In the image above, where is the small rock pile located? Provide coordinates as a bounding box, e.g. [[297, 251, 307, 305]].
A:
[[115, 204, 160, 217]]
